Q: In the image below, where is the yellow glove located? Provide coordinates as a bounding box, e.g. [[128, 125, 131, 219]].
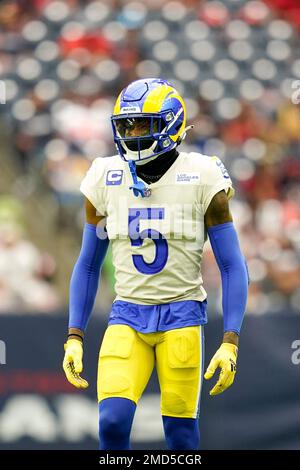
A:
[[63, 339, 89, 389], [204, 343, 238, 396]]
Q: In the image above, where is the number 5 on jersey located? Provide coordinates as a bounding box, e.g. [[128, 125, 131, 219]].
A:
[[128, 208, 168, 275]]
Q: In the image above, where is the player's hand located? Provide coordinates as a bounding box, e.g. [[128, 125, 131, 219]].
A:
[[63, 339, 89, 389], [204, 343, 238, 396]]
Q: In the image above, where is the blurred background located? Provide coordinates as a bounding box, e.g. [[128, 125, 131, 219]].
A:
[[0, 0, 300, 449]]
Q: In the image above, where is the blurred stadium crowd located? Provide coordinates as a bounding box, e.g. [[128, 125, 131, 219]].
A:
[[0, 0, 300, 316]]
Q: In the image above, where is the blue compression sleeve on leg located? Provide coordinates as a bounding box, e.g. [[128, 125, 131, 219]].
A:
[[163, 416, 200, 450], [208, 222, 249, 335], [99, 398, 136, 450], [69, 223, 109, 331]]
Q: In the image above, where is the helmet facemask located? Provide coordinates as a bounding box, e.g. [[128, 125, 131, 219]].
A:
[[111, 112, 177, 164]]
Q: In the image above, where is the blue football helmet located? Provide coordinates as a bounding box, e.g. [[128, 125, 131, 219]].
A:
[[111, 78, 188, 164]]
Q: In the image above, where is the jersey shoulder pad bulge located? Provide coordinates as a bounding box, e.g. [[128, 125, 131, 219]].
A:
[[80, 155, 120, 213], [187, 152, 234, 213]]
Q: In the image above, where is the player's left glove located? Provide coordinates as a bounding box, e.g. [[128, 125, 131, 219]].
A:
[[63, 339, 89, 389], [204, 343, 238, 396]]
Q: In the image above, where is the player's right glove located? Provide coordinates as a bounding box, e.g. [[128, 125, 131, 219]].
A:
[[63, 339, 89, 389]]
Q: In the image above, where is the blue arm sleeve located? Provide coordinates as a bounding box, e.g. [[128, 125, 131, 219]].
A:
[[208, 222, 249, 335], [68, 223, 109, 331]]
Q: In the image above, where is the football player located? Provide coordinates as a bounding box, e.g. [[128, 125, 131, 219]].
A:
[[63, 78, 249, 450]]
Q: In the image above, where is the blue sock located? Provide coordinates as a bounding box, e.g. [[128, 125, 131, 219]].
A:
[[162, 416, 200, 450], [99, 397, 136, 450]]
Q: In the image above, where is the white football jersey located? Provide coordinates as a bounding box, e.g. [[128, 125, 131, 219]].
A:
[[80, 152, 234, 304]]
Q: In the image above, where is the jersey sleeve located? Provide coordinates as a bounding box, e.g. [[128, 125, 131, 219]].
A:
[[80, 158, 106, 216], [200, 156, 234, 214]]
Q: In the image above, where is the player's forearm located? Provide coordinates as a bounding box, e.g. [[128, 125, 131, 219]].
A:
[[68, 223, 109, 332], [68, 253, 100, 331], [208, 222, 249, 336]]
